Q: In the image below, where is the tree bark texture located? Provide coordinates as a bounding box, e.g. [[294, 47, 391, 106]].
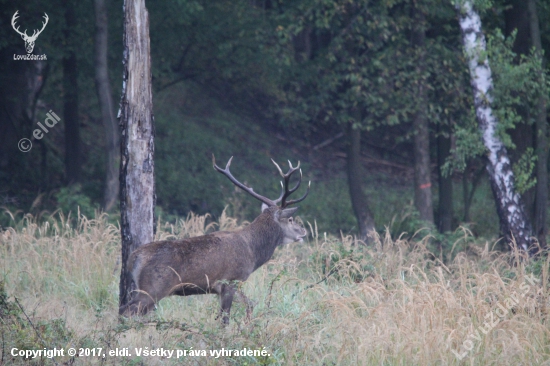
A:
[[437, 130, 453, 232], [94, 0, 120, 212], [63, 0, 80, 184], [457, 1, 534, 253], [347, 121, 376, 242], [411, 8, 434, 224], [119, 0, 156, 309], [528, 0, 548, 248]]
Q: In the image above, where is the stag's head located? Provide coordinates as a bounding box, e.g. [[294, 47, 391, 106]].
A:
[[11, 11, 49, 54], [213, 156, 310, 244]]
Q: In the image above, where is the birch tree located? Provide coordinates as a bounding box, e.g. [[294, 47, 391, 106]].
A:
[[118, 0, 156, 309], [456, 0, 534, 253]]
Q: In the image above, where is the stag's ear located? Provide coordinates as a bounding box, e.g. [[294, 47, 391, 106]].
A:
[[277, 207, 298, 219], [261, 203, 269, 212]]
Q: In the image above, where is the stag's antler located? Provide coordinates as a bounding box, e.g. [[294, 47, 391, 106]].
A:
[[213, 155, 310, 208], [213, 155, 279, 207], [271, 159, 310, 208]]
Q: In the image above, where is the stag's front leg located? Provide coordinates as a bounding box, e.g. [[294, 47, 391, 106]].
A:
[[217, 283, 236, 325]]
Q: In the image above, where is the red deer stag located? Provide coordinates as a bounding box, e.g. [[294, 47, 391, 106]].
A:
[[119, 156, 310, 324]]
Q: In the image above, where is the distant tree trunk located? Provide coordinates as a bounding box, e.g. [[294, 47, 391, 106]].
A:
[[346, 119, 375, 243], [63, 0, 80, 184], [437, 129, 453, 232], [412, 7, 434, 224], [293, 26, 312, 62], [504, 0, 531, 55], [94, 0, 119, 212], [457, 1, 534, 254], [0, 46, 46, 173], [462, 162, 484, 223], [528, 0, 548, 249], [504, 0, 535, 224], [119, 0, 156, 310]]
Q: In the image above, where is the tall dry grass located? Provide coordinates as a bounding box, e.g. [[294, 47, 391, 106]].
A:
[[1, 210, 549, 365]]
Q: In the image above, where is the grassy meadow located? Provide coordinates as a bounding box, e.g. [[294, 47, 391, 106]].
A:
[[1, 210, 550, 365]]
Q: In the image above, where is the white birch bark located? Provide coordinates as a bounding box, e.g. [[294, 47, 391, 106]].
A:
[[456, 0, 533, 253]]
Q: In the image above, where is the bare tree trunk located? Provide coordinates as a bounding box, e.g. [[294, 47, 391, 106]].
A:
[[437, 129, 453, 232], [346, 120, 375, 243], [94, 0, 119, 212], [63, 0, 80, 184], [119, 0, 156, 309], [528, 0, 548, 249], [412, 8, 434, 224], [457, 1, 534, 254]]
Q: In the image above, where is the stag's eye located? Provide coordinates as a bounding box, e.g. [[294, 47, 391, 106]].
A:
[[288, 217, 293, 223]]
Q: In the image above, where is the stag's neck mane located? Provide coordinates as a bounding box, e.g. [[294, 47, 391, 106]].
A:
[[243, 207, 284, 270]]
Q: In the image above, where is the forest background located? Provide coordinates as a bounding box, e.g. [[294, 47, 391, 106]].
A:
[[1, 0, 550, 254]]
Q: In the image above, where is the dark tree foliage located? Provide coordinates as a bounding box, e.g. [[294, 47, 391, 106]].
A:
[[0, 0, 548, 249]]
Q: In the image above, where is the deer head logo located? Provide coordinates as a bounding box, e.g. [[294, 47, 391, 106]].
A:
[[11, 11, 49, 54]]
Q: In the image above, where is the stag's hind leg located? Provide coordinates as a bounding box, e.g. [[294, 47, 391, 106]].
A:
[[119, 292, 156, 317]]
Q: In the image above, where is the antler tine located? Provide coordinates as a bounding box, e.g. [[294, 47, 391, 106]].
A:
[[271, 158, 298, 205], [271, 159, 306, 208], [288, 160, 300, 170], [225, 156, 233, 169], [272, 159, 301, 178], [271, 159, 284, 177], [213, 154, 277, 207], [280, 168, 302, 207], [283, 181, 311, 207], [273, 181, 284, 204], [282, 168, 303, 201]]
